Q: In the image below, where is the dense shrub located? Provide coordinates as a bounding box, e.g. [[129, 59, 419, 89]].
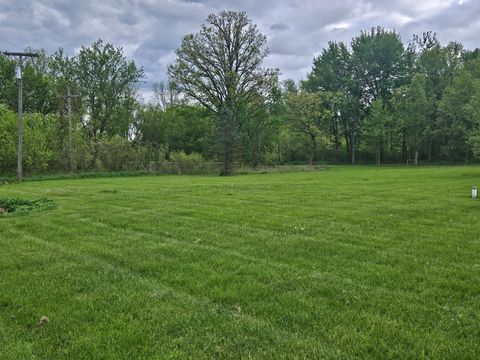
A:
[[0, 197, 56, 216], [168, 151, 217, 174], [0, 105, 168, 176], [0, 104, 59, 175], [73, 136, 166, 172]]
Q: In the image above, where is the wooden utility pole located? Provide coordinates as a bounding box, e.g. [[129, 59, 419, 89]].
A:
[[67, 85, 72, 171], [3, 51, 39, 181]]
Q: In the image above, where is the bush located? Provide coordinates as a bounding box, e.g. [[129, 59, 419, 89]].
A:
[[147, 151, 217, 175], [467, 132, 480, 159], [169, 151, 216, 174], [0, 104, 59, 175], [0, 198, 56, 216], [73, 136, 166, 173]]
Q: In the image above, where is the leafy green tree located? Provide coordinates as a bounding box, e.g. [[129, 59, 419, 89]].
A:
[[0, 53, 56, 114], [412, 34, 463, 161], [169, 11, 278, 174], [74, 39, 144, 139], [0, 104, 17, 172], [303, 42, 351, 94], [151, 79, 183, 109], [0, 104, 59, 174], [351, 27, 410, 105], [285, 92, 333, 165], [235, 84, 283, 167], [163, 106, 214, 156], [361, 100, 391, 164], [437, 61, 480, 161], [139, 104, 214, 157], [282, 79, 299, 95], [49, 48, 82, 170], [465, 79, 480, 159], [304, 29, 409, 164], [303, 42, 355, 160], [349, 27, 410, 164], [391, 74, 429, 164]]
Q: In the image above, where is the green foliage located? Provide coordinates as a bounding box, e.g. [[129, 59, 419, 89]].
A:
[[285, 91, 333, 165], [236, 86, 284, 167], [351, 27, 410, 104], [140, 105, 214, 157], [465, 86, 480, 159], [0, 197, 56, 216], [168, 151, 214, 174], [276, 128, 311, 164], [74, 39, 144, 139], [0, 53, 57, 114], [168, 11, 278, 174], [303, 42, 351, 93], [437, 62, 480, 161], [74, 135, 164, 172], [3, 28, 480, 175], [0, 104, 58, 174], [361, 100, 391, 163], [0, 104, 16, 172], [390, 74, 430, 163], [467, 132, 480, 159]]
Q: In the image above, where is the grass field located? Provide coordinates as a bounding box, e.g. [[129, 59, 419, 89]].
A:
[[1, 166, 479, 359]]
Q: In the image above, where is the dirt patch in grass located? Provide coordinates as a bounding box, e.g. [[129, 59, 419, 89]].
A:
[[0, 198, 56, 217]]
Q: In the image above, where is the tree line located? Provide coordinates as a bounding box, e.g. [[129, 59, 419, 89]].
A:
[[1, 11, 480, 176]]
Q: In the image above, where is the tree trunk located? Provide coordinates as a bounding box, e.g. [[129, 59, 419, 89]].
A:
[[401, 129, 407, 164], [414, 150, 419, 166], [428, 137, 433, 162], [218, 106, 235, 175], [222, 157, 231, 175], [92, 136, 100, 170], [310, 135, 317, 167], [277, 140, 281, 164], [333, 115, 339, 159], [351, 133, 355, 165], [256, 133, 262, 168], [221, 137, 234, 175], [344, 131, 351, 161]]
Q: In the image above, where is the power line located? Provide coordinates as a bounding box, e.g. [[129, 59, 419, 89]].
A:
[[0, 37, 24, 52]]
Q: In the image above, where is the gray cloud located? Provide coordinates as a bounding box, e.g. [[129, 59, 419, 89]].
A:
[[0, 0, 477, 100]]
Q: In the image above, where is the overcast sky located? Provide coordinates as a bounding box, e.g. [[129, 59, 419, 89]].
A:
[[0, 0, 478, 99]]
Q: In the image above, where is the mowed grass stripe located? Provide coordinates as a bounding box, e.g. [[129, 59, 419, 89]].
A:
[[0, 224, 456, 359], [60, 194, 478, 281], [0, 223, 343, 358], [1, 166, 480, 358]]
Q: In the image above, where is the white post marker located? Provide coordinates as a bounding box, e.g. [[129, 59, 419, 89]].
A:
[[472, 186, 478, 200]]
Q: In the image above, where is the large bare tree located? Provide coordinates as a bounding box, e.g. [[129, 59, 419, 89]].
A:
[[168, 11, 278, 174]]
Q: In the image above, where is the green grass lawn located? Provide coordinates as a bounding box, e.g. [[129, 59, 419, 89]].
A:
[[1, 166, 479, 359]]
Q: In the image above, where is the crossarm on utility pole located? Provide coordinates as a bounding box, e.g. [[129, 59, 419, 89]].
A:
[[3, 51, 39, 58]]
